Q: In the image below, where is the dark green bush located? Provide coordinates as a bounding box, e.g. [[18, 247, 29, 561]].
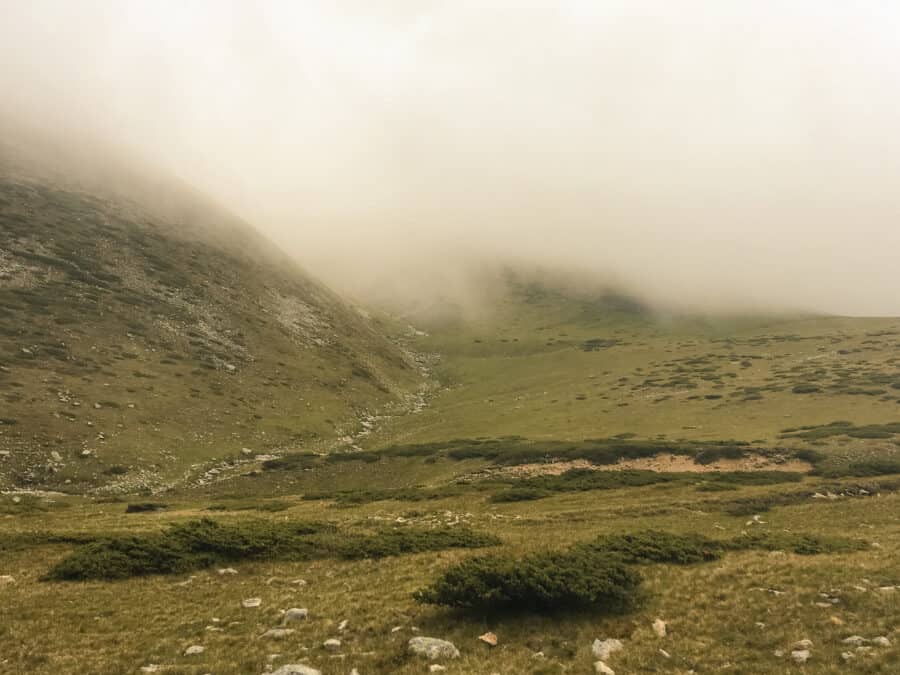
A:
[[125, 502, 167, 513], [261, 453, 320, 471], [302, 485, 469, 505], [717, 492, 809, 516], [578, 530, 723, 565], [415, 548, 640, 612], [332, 527, 500, 559], [694, 446, 746, 464], [490, 487, 552, 502], [46, 518, 498, 581], [727, 531, 866, 555], [825, 461, 900, 477]]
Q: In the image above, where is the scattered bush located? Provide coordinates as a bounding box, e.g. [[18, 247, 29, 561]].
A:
[[333, 527, 500, 560], [415, 548, 640, 613], [490, 487, 552, 503], [821, 460, 900, 478], [578, 530, 723, 565], [125, 502, 167, 514], [302, 485, 469, 505], [727, 531, 867, 555], [261, 453, 320, 471], [46, 518, 499, 581]]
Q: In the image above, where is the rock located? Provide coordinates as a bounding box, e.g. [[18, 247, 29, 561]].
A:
[[793, 639, 813, 649], [872, 636, 891, 647], [659, 649, 671, 658], [184, 645, 205, 656], [338, 619, 349, 631], [593, 662, 615, 675], [791, 650, 811, 664], [261, 628, 295, 639], [842, 636, 868, 646], [139, 666, 160, 673], [283, 608, 309, 622], [408, 637, 461, 660], [270, 666, 322, 675], [241, 448, 254, 455], [350, 670, 360, 675], [478, 632, 498, 647], [242, 597, 262, 608], [592, 639, 624, 661], [830, 616, 844, 626], [0, 575, 15, 585], [652, 619, 668, 638], [841, 651, 855, 662], [773, 650, 784, 657], [50, 451, 62, 462], [217, 568, 238, 575], [323, 639, 342, 651], [429, 667, 447, 673]]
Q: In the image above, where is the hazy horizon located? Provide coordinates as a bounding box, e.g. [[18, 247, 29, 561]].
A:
[[3, 1, 900, 315]]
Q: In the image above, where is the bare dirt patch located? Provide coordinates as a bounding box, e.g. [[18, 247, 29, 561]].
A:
[[478, 453, 812, 479]]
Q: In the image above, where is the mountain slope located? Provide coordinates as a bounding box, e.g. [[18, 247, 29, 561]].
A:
[[0, 157, 422, 492], [361, 268, 900, 463]]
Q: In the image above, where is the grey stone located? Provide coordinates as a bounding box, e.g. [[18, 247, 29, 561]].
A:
[[283, 608, 309, 622], [408, 637, 461, 660], [791, 649, 811, 664], [261, 628, 295, 639], [270, 666, 322, 675], [592, 639, 624, 661]]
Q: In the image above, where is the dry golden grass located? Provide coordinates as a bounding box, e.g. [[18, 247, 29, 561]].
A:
[[2, 477, 898, 674]]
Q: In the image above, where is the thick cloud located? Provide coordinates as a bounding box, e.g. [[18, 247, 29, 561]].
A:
[[2, 1, 900, 314]]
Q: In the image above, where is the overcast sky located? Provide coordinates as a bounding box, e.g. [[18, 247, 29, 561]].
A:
[[2, 1, 900, 314]]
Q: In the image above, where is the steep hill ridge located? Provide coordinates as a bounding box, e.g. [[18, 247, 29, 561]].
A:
[[0, 153, 422, 492]]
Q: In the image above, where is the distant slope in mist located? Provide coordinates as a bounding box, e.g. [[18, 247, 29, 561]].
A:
[[362, 267, 900, 453], [0, 143, 422, 492]]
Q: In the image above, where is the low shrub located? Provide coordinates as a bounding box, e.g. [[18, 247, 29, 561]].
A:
[[837, 460, 900, 477], [727, 531, 867, 555], [46, 518, 499, 581], [415, 548, 640, 612], [261, 453, 320, 471], [302, 485, 469, 505], [490, 487, 552, 503], [332, 527, 500, 559], [578, 530, 723, 565], [125, 502, 167, 513], [716, 492, 809, 516]]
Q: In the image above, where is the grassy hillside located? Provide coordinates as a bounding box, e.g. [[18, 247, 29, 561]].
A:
[[0, 165, 423, 493], [2, 177, 899, 674], [365, 270, 900, 472]]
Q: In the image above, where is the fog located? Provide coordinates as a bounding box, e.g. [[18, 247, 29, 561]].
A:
[[3, 1, 900, 315]]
